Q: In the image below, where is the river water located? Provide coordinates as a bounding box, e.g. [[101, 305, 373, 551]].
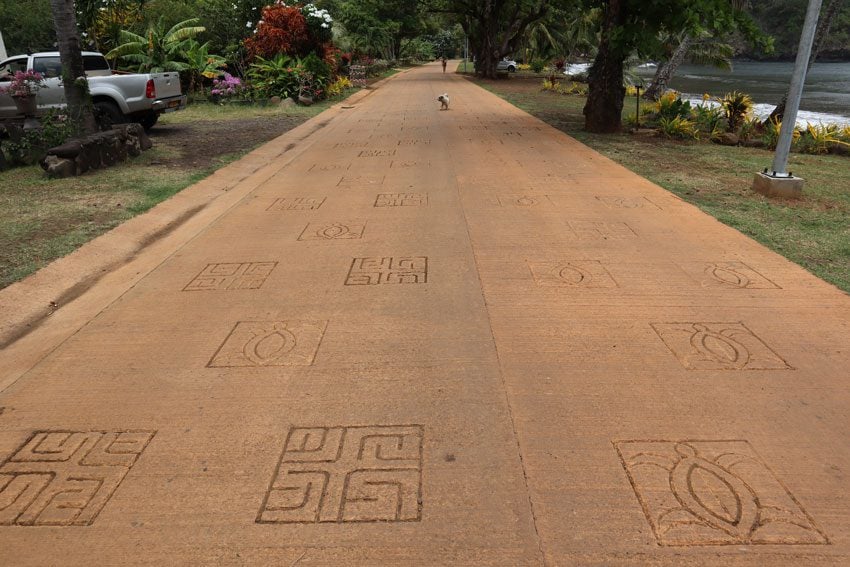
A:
[[635, 61, 850, 127]]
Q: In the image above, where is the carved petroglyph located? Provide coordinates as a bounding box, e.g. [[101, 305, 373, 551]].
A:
[[568, 221, 637, 240], [679, 262, 781, 290], [375, 193, 428, 207], [528, 261, 617, 288], [651, 322, 791, 370], [338, 175, 385, 189], [258, 425, 423, 523], [595, 196, 661, 210], [183, 262, 277, 291], [298, 222, 366, 241], [496, 195, 553, 208], [267, 197, 326, 211], [346, 257, 428, 285], [358, 149, 397, 158], [615, 440, 827, 546], [0, 430, 155, 526], [309, 163, 351, 172], [208, 321, 328, 367]]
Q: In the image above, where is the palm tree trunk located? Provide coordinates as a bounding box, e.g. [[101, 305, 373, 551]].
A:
[[583, 0, 626, 133], [49, 0, 98, 134], [643, 34, 693, 101], [767, 0, 843, 124]]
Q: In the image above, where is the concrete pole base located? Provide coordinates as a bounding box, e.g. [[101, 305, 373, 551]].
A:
[[752, 172, 804, 199]]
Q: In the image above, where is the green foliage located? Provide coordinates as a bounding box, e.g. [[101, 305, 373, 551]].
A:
[[400, 38, 436, 61], [691, 102, 724, 137], [658, 116, 698, 139], [3, 109, 79, 166], [797, 123, 850, 155], [719, 90, 753, 132], [654, 91, 692, 121], [530, 59, 546, 73], [0, 0, 56, 54], [106, 17, 207, 72], [325, 76, 353, 98], [335, 0, 424, 60], [247, 54, 300, 100]]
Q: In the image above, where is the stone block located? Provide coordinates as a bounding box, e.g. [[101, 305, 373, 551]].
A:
[[752, 172, 804, 199]]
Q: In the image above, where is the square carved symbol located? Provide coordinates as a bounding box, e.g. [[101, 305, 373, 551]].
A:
[[358, 149, 396, 158], [298, 221, 366, 241], [346, 257, 428, 285], [595, 196, 661, 209], [338, 175, 385, 189], [391, 160, 431, 169], [183, 262, 277, 291], [257, 425, 423, 523], [375, 193, 428, 207], [309, 163, 350, 172], [679, 262, 780, 290], [568, 221, 637, 240], [651, 322, 791, 370], [208, 321, 328, 367], [528, 261, 617, 288], [0, 430, 155, 526], [496, 195, 553, 208], [267, 197, 326, 211], [615, 440, 827, 546]]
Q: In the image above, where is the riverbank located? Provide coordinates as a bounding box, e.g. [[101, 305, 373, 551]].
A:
[[467, 74, 850, 293]]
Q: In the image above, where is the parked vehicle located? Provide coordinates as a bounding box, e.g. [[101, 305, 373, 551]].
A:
[[497, 58, 518, 73], [0, 51, 186, 130]]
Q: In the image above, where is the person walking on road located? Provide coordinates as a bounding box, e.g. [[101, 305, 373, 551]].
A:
[[441, 57, 447, 73]]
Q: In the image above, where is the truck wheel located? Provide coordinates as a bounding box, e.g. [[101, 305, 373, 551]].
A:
[[139, 113, 158, 132], [94, 101, 125, 130]]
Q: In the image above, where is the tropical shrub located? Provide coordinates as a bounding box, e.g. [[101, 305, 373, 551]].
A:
[[517, 63, 532, 71], [720, 91, 753, 133], [691, 103, 724, 136], [244, 4, 309, 60], [762, 117, 800, 150], [247, 54, 300, 99], [210, 72, 245, 102], [530, 59, 546, 73], [797, 123, 850, 155], [654, 92, 692, 121], [326, 76, 353, 98], [737, 116, 763, 142], [106, 17, 206, 72], [2, 109, 78, 165], [658, 116, 698, 140]]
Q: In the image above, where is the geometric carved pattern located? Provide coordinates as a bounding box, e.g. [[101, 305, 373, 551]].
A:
[[397, 139, 430, 146], [595, 196, 661, 209], [0, 430, 155, 526], [183, 262, 277, 291], [615, 440, 828, 546], [345, 257, 428, 285], [309, 163, 351, 172], [257, 425, 423, 523], [390, 160, 430, 169], [497, 195, 553, 207], [679, 261, 780, 290], [208, 320, 328, 367], [338, 175, 385, 189], [568, 221, 637, 240], [298, 222, 366, 241], [358, 149, 396, 158], [374, 193, 428, 207], [528, 260, 617, 288], [267, 197, 326, 211], [651, 322, 791, 370]]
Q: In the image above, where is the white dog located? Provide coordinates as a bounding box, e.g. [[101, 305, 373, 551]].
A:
[[437, 93, 450, 110]]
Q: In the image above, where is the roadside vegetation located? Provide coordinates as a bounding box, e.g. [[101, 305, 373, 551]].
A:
[[468, 73, 850, 293]]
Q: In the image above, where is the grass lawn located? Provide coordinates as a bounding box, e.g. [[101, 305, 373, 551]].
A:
[[464, 72, 850, 294]]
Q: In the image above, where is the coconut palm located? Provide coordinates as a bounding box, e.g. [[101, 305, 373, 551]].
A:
[[106, 17, 206, 73], [49, 0, 97, 133]]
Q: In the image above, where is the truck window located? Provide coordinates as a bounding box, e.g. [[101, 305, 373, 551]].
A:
[[83, 56, 111, 72], [33, 56, 63, 79], [0, 58, 28, 80]]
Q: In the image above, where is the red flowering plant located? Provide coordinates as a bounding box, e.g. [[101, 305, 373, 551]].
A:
[[244, 4, 309, 61], [0, 70, 45, 98]]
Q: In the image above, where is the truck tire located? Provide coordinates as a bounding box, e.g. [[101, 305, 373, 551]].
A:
[[139, 112, 159, 132], [94, 101, 125, 130]]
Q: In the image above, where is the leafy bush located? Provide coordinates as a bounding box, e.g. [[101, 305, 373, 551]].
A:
[[326, 76, 353, 98], [691, 103, 724, 135], [517, 63, 531, 71], [720, 91, 753, 132], [658, 116, 698, 139], [530, 59, 545, 73], [797, 123, 850, 155], [737, 116, 763, 142], [2, 108, 78, 165], [244, 4, 309, 60], [762, 117, 799, 150], [247, 54, 300, 99], [654, 92, 692, 121]]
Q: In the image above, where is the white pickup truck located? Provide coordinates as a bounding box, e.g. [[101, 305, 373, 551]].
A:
[[0, 51, 186, 130]]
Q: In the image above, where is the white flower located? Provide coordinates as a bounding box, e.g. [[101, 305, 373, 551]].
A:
[[246, 21, 252, 27], [320, 22, 329, 28]]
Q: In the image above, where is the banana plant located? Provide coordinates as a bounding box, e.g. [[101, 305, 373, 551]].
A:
[[183, 39, 227, 94], [106, 17, 206, 73]]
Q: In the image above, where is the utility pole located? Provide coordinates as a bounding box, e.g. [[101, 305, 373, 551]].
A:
[[752, 0, 823, 198]]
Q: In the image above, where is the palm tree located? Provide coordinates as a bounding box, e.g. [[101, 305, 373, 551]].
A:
[[49, 0, 97, 133], [643, 31, 735, 100], [106, 18, 206, 73]]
